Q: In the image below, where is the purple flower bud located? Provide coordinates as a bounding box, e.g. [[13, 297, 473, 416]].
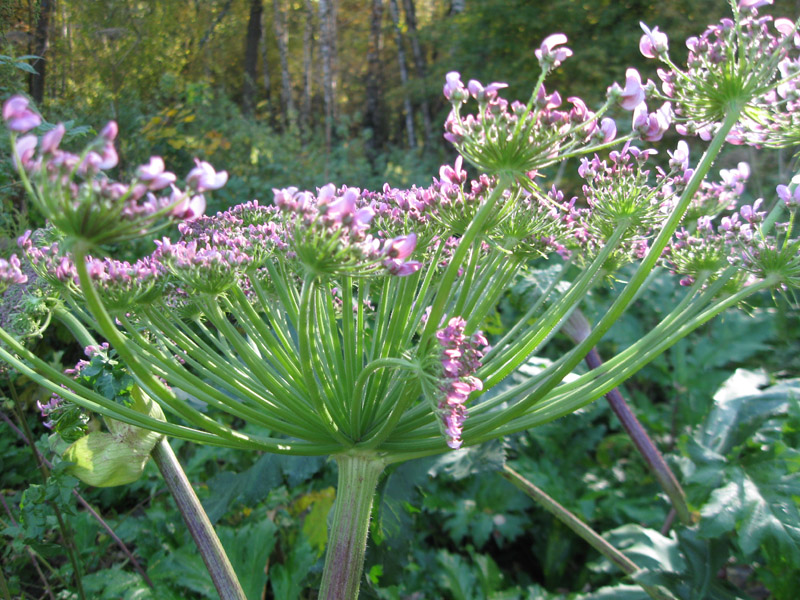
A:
[[100, 121, 118, 141], [327, 188, 359, 223], [187, 159, 228, 192], [598, 117, 617, 143], [467, 79, 484, 98], [443, 71, 467, 103], [668, 140, 690, 171], [137, 157, 177, 190], [610, 68, 646, 111], [738, 0, 772, 9], [12, 134, 38, 170], [535, 33, 573, 69], [633, 102, 671, 141], [384, 259, 422, 276], [41, 123, 66, 154], [439, 156, 467, 185], [3, 95, 41, 132], [777, 184, 800, 207], [172, 193, 207, 221], [740, 199, 764, 223], [384, 233, 417, 260], [0, 254, 27, 289], [774, 18, 795, 37], [639, 22, 669, 58]]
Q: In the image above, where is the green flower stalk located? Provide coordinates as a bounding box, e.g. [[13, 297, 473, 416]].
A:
[[3, 4, 800, 597]]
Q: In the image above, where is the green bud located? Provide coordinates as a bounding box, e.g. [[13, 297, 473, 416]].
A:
[[62, 386, 164, 487]]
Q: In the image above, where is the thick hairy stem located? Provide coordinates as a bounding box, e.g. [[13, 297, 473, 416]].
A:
[[150, 439, 246, 600], [319, 452, 385, 599], [584, 348, 692, 526]]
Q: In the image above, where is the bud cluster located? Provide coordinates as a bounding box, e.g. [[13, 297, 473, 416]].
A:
[[434, 317, 489, 449], [274, 185, 422, 277], [443, 64, 615, 176], [640, 6, 800, 146], [0, 254, 27, 293], [2, 95, 226, 247], [665, 184, 800, 291]]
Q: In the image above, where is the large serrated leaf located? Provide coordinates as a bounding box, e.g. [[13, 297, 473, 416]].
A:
[[428, 437, 507, 480], [601, 525, 742, 599], [218, 518, 278, 600], [682, 373, 800, 567], [376, 457, 435, 546]]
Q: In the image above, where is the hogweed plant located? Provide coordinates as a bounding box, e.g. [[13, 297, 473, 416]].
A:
[[2, 1, 800, 598]]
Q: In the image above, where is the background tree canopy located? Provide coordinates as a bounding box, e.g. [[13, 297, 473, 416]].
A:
[[3, 0, 797, 196]]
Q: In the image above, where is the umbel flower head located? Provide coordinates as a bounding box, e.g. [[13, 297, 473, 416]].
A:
[[640, 3, 800, 146], [2, 95, 226, 248], [443, 35, 619, 177]]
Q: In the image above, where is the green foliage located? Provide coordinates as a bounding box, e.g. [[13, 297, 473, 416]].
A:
[[9, 462, 77, 554], [679, 374, 800, 579]]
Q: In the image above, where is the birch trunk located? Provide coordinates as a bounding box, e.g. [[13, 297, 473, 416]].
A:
[[364, 0, 384, 154], [273, 0, 295, 126], [389, 0, 416, 149], [318, 0, 334, 149], [401, 0, 432, 144], [301, 0, 314, 130]]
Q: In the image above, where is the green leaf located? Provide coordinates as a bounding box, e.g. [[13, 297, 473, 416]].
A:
[[218, 518, 278, 600], [202, 452, 318, 523], [436, 550, 477, 600], [680, 373, 800, 566], [82, 565, 160, 600], [269, 537, 317, 600], [376, 457, 435, 546], [429, 438, 507, 480], [601, 525, 742, 599], [575, 585, 651, 600], [148, 545, 216, 599]]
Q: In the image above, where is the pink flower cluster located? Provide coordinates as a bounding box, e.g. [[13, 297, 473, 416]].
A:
[[0, 255, 27, 293], [37, 343, 110, 429], [2, 95, 227, 245], [443, 64, 615, 175], [640, 9, 800, 147], [435, 317, 489, 449], [274, 184, 422, 277]]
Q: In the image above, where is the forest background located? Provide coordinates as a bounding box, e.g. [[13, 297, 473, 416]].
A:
[[2, 0, 800, 599]]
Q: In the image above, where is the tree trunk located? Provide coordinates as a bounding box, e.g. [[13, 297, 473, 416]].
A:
[[301, 0, 314, 130], [401, 0, 432, 144], [330, 0, 339, 121], [198, 0, 234, 52], [260, 3, 272, 108], [273, 0, 295, 126], [364, 0, 384, 155], [242, 0, 263, 117], [29, 0, 53, 105], [388, 0, 415, 149], [318, 0, 335, 150], [449, 0, 466, 15]]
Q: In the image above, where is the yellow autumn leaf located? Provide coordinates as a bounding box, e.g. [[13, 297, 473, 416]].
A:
[[298, 487, 336, 555]]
